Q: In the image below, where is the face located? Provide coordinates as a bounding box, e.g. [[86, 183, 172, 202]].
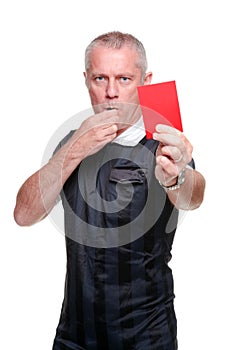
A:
[[84, 46, 152, 129]]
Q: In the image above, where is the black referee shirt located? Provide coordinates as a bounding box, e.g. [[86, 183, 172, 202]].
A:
[[52, 136, 181, 350]]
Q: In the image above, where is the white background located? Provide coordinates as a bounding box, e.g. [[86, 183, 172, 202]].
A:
[[1, 0, 232, 349]]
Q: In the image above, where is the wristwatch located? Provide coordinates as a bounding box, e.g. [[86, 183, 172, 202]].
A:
[[159, 168, 186, 191]]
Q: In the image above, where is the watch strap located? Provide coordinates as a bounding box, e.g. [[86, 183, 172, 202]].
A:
[[159, 168, 186, 191]]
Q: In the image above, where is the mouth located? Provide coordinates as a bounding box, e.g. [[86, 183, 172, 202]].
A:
[[106, 106, 118, 111], [104, 102, 120, 111]]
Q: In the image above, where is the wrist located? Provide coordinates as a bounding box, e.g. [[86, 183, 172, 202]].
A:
[[162, 177, 178, 187], [159, 168, 186, 191]]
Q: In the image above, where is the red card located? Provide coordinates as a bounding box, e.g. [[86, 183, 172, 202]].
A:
[[137, 81, 183, 139]]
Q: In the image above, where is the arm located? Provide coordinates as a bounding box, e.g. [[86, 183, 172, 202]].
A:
[[14, 110, 119, 226], [153, 124, 205, 210], [165, 167, 205, 210]]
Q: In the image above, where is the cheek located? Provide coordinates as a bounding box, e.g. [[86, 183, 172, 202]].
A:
[[88, 87, 105, 104], [124, 88, 140, 104]]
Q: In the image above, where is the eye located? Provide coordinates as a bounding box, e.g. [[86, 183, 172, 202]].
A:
[[120, 77, 130, 82], [95, 76, 105, 82]]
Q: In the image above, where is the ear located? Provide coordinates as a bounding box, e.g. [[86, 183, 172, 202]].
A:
[[143, 72, 153, 85], [83, 71, 88, 87]]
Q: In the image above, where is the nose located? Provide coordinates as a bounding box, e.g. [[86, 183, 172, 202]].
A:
[[106, 78, 119, 99]]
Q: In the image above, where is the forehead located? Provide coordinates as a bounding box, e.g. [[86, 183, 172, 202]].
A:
[[88, 46, 140, 73]]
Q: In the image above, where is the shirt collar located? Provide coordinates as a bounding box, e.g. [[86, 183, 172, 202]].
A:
[[112, 117, 145, 146]]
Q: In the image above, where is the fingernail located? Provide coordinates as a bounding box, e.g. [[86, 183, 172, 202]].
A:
[[155, 124, 163, 132]]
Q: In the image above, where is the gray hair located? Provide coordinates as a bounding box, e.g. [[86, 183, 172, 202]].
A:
[[85, 31, 148, 77]]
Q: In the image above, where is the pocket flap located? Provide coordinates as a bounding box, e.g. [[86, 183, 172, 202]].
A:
[[109, 167, 147, 184]]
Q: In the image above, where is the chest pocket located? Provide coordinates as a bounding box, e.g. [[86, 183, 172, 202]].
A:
[[107, 166, 148, 226], [109, 167, 147, 184]]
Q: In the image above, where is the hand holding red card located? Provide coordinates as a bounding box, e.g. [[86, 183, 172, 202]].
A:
[[137, 81, 183, 139]]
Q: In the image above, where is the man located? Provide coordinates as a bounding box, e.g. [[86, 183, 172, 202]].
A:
[[14, 31, 205, 349]]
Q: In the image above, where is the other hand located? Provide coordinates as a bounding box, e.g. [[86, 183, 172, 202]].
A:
[[153, 124, 193, 186], [69, 109, 120, 158]]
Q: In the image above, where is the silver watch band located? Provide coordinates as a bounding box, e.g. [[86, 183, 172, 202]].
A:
[[159, 168, 186, 191]]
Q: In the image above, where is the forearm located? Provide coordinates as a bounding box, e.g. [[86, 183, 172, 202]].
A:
[[167, 169, 205, 210], [14, 111, 120, 227], [14, 140, 85, 226], [14, 168, 56, 226]]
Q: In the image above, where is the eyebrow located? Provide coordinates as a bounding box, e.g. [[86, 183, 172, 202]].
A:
[[116, 73, 135, 78], [90, 72, 135, 78]]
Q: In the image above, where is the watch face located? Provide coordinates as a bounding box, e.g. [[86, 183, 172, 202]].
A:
[[178, 169, 186, 185]]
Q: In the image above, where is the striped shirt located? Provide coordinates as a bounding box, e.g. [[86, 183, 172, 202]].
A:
[[52, 136, 181, 350]]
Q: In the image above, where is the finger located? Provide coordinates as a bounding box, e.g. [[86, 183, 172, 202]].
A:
[[154, 124, 193, 156], [155, 124, 181, 136], [160, 145, 183, 163], [89, 110, 120, 126], [155, 164, 177, 186], [102, 124, 118, 136], [156, 155, 180, 178], [80, 113, 119, 136], [88, 124, 118, 140], [153, 132, 185, 151]]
